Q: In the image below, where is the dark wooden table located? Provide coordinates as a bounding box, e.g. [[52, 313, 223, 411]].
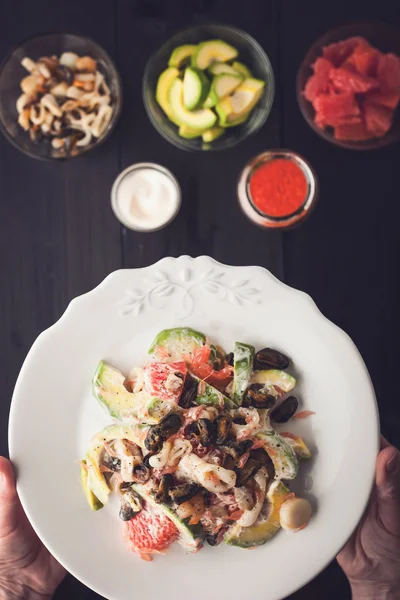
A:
[[0, 1, 399, 598]]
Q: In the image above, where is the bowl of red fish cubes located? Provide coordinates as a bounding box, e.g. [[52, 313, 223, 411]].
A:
[[297, 22, 400, 149]]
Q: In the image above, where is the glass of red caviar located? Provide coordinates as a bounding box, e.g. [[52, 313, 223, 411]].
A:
[[237, 150, 318, 229]]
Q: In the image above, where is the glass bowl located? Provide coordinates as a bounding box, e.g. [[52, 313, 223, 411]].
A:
[[297, 21, 400, 150], [143, 24, 275, 152], [237, 150, 318, 229], [0, 33, 122, 160]]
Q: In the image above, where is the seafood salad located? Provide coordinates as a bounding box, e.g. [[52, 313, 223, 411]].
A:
[[16, 52, 113, 155], [80, 328, 314, 560]]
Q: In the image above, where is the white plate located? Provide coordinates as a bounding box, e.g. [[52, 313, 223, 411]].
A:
[[9, 256, 379, 600]]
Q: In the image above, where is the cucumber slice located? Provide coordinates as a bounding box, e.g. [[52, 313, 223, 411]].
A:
[[232, 342, 255, 406], [232, 61, 252, 78], [225, 481, 290, 547], [169, 78, 217, 130], [208, 62, 239, 76], [168, 44, 197, 68], [183, 67, 210, 110], [80, 461, 103, 511], [192, 40, 238, 70], [216, 77, 265, 125], [132, 483, 204, 552], [149, 327, 206, 362], [192, 375, 233, 409], [256, 429, 299, 479], [179, 124, 205, 139], [156, 67, 180, 125], [202, 126, 224, 142], [250, 369, 296, 392], [219, 113, 249, 128]]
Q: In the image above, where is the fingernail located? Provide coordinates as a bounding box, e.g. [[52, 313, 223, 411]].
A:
[[386, 451, 399, 475], [0, 472, 5, 492]]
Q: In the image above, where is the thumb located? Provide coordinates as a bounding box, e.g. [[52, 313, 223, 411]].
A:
[[0, 457, 20, 538], [376, 445, 400, 536]]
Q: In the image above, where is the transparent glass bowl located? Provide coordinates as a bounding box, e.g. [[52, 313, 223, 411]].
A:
[[297, 21, 400, 150], [143, 24, 275, 152], [0, 33, 122, 160], [237, 150, 318, 229]]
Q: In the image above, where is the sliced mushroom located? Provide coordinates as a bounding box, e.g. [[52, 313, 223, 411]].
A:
[[51, 137, 65, 150], [74, 73, 96, 83], [76, 129, 92, 147], [91, 105, 112, 138], [16, 93, 29, 114]]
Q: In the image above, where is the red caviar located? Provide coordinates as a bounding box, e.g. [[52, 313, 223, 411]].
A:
[[249, 158, 308, 218]]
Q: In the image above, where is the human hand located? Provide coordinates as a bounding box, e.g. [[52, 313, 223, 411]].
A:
[[337, 437, 400, 600], [0, 457, 66, 600]]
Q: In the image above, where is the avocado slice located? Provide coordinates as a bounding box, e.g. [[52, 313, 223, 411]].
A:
[[85, 423, 146, 506], [183, 67, 210, 110], [203, 72, 243, 108], [281, 433, 312, 460], [168, 44, 197, 68], [208, 62, 239, 77], [80, 460, 103, 511], [132, 483, 204, 552], [192, 40, 238, 70], [179, 124, 206, 139], [92, 361, 172, 424], [192, 374, 233, 409], [256, 430, 299, 480], [169, 78, 217, 130], [202, 126, 225, 143], [232, 342, 255, 406], [155, 67, 180, 125], [216, 78, 265, 125], [232, 61, 252, 78], [149, 327, 206, 362], [219, 113, 249, 128], [250, 369, 297, 393], [225, 480, 290, 547]]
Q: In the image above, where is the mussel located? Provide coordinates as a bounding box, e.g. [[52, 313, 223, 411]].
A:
[[214, 414, 232, 445], [144, 413, 183, 453], [102, 454, 121, 472], [119, 489, 142, 521], [235, 458, 260, 487], [270, 396, 298, 423], [235, 448, 274, 486], [219, 439, 253, 461], [254, 348, 290, 370], [132, 463, 150, 483], [205, 532, 223, 546], [169, 483, 200, 505], [188, 418, 215, 447], [179, 374, 198, 408], [225, 352, 234, 367], [245, 384, 276, 409], [154, 474, 174, 504]]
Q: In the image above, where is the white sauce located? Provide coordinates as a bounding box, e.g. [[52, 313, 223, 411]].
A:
[[112, 166, 180, 231]]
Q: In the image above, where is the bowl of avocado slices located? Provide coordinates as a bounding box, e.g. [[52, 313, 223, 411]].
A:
[[143, 24, 275, 151]]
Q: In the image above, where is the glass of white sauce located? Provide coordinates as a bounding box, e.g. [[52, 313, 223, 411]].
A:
[[111, 163, 181, 232]]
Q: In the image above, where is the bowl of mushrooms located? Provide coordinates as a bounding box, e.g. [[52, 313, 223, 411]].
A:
[[0, 33, 122, 159]]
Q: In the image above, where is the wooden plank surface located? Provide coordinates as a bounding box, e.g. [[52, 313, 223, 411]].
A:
[[0, 1, 398, 599]]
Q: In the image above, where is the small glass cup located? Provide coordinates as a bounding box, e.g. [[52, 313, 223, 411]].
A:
[[111, 162, 181, 232], [237, 150, 318, 229]]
